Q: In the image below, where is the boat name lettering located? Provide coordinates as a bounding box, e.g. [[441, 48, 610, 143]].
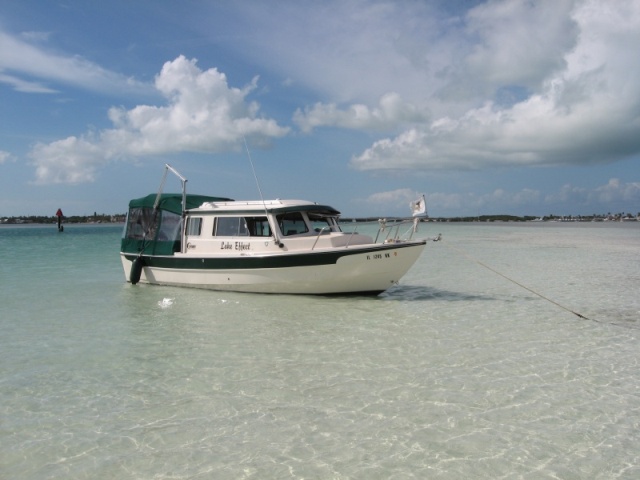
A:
[[235, 242, 251, 251], [221, 241, 251, 251]]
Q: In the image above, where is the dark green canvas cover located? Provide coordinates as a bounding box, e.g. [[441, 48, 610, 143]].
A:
[[127, 193, 232, 214], [121, 193, 233, 256]]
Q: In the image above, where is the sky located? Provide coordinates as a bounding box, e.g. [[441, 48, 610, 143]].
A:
[[1, 0, 640, 218]]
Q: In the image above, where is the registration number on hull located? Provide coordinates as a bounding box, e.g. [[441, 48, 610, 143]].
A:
[[367, 252, 396, 260]]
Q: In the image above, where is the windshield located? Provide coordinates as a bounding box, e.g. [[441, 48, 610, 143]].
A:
[[308, 213, 341, 233], [276, 212, 309, 236]]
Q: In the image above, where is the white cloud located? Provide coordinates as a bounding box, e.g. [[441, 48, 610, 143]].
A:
[[0, 29, 149, 96], [416, 178, 639, 216], [239, 0, 584, 118], [30, 136, 106, 184], [225, 1, 452, 106], [359, 187, 428, 216], [0, 72, 58, 93], [293, 92, 429, 133], [314, 0, 640, 173], [0, 150, 15, 164], [364, 188, 420, 206], [423, 188, 543, 216], [20, 31, 52, 42], [462, 0, 578, 94], [545, 178, 640, 210], [593, 178, 640, 204], [219, 0, 637, 173], [28, 56, 289, 184], [361, 186, 534, 216]]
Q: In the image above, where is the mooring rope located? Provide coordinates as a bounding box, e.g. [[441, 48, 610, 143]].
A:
[[443, 242, 590, 321]]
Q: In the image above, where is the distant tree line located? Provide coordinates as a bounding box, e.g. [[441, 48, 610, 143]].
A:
[[433, 215, 538, 222], [345, 213, 639, 223], [1, 213, 126, 225], [3, 211, 638, 226], [429, 213, 639, 222]]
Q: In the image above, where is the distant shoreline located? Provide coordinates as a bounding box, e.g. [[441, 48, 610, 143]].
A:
[[0, 222, 124, 227], [2, 212, 638, 226], [1, 214, 125, 226]]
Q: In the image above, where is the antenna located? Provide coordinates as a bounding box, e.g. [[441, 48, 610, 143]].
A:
[[243, 137, 266, 204], [243, 137, 283, 246]]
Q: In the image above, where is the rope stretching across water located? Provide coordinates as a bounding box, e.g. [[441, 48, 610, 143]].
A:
[[443, 242, 590, 321]]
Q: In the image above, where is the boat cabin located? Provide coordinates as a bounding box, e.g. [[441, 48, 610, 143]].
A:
[[121, 195, 361, 257]]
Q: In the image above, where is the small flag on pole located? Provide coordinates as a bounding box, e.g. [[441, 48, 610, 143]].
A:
[[410, 194, 427, 217]]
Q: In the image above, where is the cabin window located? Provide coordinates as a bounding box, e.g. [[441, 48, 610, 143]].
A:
[[186, 217, 202, 236], [215, 217, 249, 236], [213, 216, 272, 237], [277, 212, 309, 236], [245, 216, 271, 237], [308, 213, 340, 233]]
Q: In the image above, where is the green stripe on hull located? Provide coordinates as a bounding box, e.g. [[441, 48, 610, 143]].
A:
[[123, 241, 424, 270]]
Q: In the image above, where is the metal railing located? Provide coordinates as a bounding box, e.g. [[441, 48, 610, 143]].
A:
[[374, 218, 419, 243], [311, 218, 421, 250]]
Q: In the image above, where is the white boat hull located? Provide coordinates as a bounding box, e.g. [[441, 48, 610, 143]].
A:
[[120, 242, 425, 294]]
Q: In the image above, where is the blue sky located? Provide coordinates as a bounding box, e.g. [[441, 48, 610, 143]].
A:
[[1, 0, 639, 218]]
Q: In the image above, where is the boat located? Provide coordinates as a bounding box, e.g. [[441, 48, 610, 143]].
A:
[[120, 164, 430, 295]]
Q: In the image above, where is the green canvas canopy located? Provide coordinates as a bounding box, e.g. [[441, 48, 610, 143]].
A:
[[128, 193, 233, 214], [121, 193, 233, 256]]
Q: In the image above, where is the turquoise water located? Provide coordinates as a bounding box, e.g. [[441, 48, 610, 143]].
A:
[[1, 222, 639, 479]]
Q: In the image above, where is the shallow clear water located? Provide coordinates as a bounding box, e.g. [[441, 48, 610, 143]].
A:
[[1, 222, 639, 479]]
